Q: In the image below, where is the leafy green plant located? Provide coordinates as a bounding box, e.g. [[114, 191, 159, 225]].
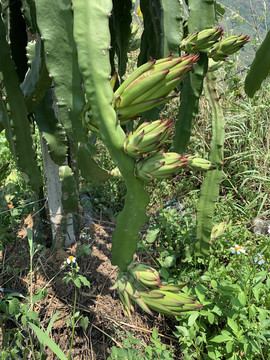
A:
[[141, 201, 196, 271], [107, 329, 174, 360], [62, 255, 90, 359], [173, 224, 270, 360]]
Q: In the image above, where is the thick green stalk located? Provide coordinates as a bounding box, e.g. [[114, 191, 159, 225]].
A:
[[159, 0, 183, 57], [9, 0, 28, 82], [0, 14, 43, 191], [35, 89, 67, 165], [21, 0, 38, 34], [73, 0, 150, 271], [195, 72, 224, 256], [138, 0, 160, 65], [35, 0, 86, 144], [77, 146, 112, 184], [174, 0, 216, 153], [35, 0, 86, 240], [21, 35, 52, 113], [0, 97, 16, 155], [138, 0, 183, 122], [111, 0, 132, 77], [59, 166, 78, 213], [138, 0, 182, 63], [245, 29, 270, 98], [174, 54, 208, 153]]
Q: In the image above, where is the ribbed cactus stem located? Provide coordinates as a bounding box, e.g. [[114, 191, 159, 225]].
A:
[[195, 72, 224, 256], [73, 0, 150, 271]]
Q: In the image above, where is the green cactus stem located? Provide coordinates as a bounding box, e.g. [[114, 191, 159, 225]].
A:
[[159, 0, 183, 57], [245, 29, 270, 98], [21, 36, 52, 113], [195, 72, 224, 256], [35, 0, 86, 144], [174, 0, 216, 154], [0, 14, 43, 191], [21, 0, 38, 34], [59, 165, 78, 212], [77, 146, 112, 184], [9, 0, 28, 82], [138, 0, 183, 63], [34, 89, 67, 165], [73, 0, 150, 271], [138, 0, 161, 65], [111, 0, 132, 77]]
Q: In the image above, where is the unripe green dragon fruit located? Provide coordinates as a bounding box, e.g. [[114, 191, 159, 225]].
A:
[[185, 155, 215, 171], [114, 54, 199, 122], [208, 34, 250, 61], [140, 288, 203, 317], [180, 27, 223, 53], [123, 119, 173, 158], [110, 263, 202, 317], [127, 262, 163, 287], [135, 153, 214, 181], [135, 152, 186, 181]]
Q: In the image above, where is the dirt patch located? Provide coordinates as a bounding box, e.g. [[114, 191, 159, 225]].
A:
[[0, 218, 179, 359]]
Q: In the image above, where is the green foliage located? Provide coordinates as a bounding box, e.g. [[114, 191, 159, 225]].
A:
[[29, 322, 68, 360], [107, 329, 174, 360], [175, 248, 270, 359], [144, 209, 270, 358]]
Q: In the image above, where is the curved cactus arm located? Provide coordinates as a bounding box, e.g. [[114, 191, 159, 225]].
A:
[[35, 0, 86, 144], [160, 0, 183, 57], [0, 119, 4, 133], [21, 0, 38, 34], [77, 146, 112, 184], [9, 0, 28, 82], [111, 0, 132, 77], [245, 30, 270, 98], [138, 0, 160, 65], [73, 0, 150, 271], [0, 97, 15, 153], [34, 89, 67, 165], [137, 0, 183, 122], [188, 0, 216, 31], [59, 165, 78, 213], [0, 15, 43, 191], [174, 0, 216, 154], [174, 54, 208, 153], [195, 169, 223, 256], [195, 72, 224, 256], [21, 36, 51, 113]]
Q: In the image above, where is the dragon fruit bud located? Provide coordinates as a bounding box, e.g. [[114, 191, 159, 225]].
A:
[[123, 119, 173, 158], [180, 27, 223, 53], [208, 34, 250, 61]]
